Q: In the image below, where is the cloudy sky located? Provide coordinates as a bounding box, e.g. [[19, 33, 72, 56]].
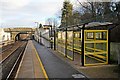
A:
[[0, 0, 118, 28], [0, 0, 79, 28]]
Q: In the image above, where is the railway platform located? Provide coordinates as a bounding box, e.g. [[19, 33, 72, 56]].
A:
[[33, 40, 86, 78], [34, 40, 120, 78], [15, 40, 48, 78], [3, 39, 118, 79]]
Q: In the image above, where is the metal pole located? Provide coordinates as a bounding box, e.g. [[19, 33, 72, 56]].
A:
[[108, 29, 110, 64], [40, 32, 42, 44], [65, 27, 67, 57], [51, 25, 52, 37], [72, 26, 75, 61], [54, 29, 56, 50], [50, 25, 53, 49], [35, 22, 39, 43], [9, 28, 12, 40], [65, 11, 68, 57], [81, 24, 85, 66]]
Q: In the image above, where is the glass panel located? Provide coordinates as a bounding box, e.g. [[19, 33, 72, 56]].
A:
[[67, 31, 74, 60], [74, 32, 81, 53], [84, 30, 108, 66], [86, 32, 94, 40], [57, 32, 65, 56]]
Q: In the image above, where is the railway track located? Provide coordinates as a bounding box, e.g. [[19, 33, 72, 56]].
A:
[[0, 41, 25, 62], [0, 41, 27, 79]]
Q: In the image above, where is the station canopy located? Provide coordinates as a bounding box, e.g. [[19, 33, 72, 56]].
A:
[[57, 22, 117, 31]]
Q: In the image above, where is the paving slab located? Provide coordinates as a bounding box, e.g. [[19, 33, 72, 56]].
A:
[[15, 40, 46, 78], [48, 44, 120, 78], [33, 40, 86, 78]]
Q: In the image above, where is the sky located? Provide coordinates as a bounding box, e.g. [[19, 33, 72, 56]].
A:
[[0, 0, 119, 28], [0, 0, 78, 28]]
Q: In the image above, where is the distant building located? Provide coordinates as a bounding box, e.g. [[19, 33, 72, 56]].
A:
[[0, 28, 11, 42]]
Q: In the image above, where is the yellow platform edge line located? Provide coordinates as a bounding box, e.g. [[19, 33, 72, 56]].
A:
[[32, 43, 49, 79]]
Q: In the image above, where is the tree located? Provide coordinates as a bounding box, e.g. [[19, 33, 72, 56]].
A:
[[72, 11, 81, 25], [53, 18, 59, 28], [76, 0, 97, 19], [46, 18, 53, 25], [46, 17, 59, 28], [75, 0, 118, 23], [115, 2, 120, 22], [61, 0, 73, 27], [103, 2, 111, 15], [59, 0, 119, 26]]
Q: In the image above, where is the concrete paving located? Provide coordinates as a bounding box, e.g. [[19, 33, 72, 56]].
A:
[[15, 40, 45, 78], [34, 39, 120, 79], [33, 40, 86, 78], [48, 44, 120, 78]]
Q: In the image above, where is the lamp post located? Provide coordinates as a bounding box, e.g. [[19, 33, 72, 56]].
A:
[[49, 25, 53, 49], [35, 22, 39, 42], [35, 22, 39, 28], [8, 28, 12, 40]]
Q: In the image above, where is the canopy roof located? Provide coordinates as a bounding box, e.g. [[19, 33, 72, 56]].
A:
[[57, 22, 117, 31]]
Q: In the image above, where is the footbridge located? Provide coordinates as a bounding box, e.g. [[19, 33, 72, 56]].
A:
[[4, 28, 35, 41]]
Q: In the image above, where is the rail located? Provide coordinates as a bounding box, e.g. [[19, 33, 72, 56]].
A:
[[7, 42, 27, 79], [0, 41, 27, 79]]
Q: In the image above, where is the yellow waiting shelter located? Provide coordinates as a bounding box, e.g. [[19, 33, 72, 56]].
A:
[[56, 22, 116, 66]]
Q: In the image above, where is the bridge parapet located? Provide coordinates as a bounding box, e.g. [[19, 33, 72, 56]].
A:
[[4, 28, 35, 32]]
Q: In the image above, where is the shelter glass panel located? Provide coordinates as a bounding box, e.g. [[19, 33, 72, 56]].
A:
[[66, 31, 74, 60], [73, 32, 82, 53], [56, 31, 66, 56], [84, 30, 108, 66]]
